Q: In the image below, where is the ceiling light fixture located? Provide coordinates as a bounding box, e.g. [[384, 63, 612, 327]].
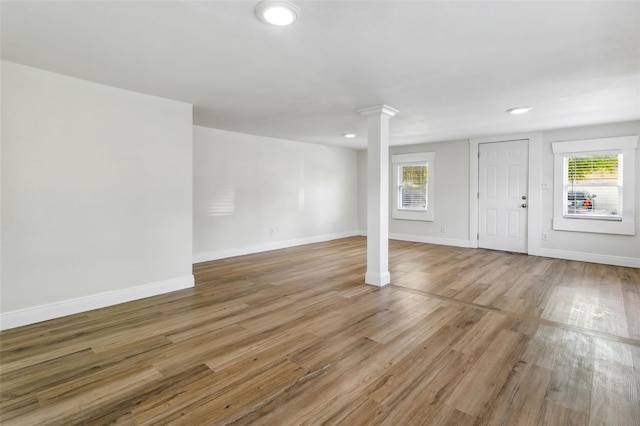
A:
[[507, 107, 532, 115], [343, 133, 357, 138], [255, 1, 301, 26]]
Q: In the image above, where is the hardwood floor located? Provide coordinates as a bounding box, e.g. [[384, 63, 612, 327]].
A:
[[1, 236, 639, 425]]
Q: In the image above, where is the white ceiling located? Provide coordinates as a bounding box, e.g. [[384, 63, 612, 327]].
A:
[[2, 1, 638, 149]]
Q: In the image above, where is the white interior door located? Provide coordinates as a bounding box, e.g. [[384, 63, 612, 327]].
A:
[[478, 140, 528, 253]]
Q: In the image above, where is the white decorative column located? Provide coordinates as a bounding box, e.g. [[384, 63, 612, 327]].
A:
[[357, 104, 398, 286]]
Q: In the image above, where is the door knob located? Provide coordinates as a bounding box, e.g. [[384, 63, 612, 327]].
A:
[[522, 195, 527, 200], [521, 203, 527, 208]]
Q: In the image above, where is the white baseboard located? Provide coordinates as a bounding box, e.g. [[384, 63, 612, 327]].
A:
[[537, 248, 640, 268], [193, 230, 361, 263], [344, 231, 638, 268], [388, 232, 473, 248], [365, 271, 391, 286], [357, 230, 471, 248], [0, 275, 194, 331]]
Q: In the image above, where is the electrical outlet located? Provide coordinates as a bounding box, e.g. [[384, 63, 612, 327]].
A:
[[440, 225, 446, 233], [270, 227, 275, 235], [542, 232, 549, 241]]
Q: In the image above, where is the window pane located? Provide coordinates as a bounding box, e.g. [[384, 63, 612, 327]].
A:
[[399, 164, 427, 210], [563, 154, 622, 218]]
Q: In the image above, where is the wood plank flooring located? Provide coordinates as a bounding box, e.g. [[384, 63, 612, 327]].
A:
[[1, 237, 639, 425]]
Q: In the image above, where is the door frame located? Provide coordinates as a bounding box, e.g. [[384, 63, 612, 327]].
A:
[[469, 132, 542, 256]]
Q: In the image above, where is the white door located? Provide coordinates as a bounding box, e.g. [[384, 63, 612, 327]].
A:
[[478, 140, 528, 253]]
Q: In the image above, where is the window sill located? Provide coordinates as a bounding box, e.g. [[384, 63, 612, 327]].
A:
[[563, 214, 622, 221], [392, 209, 434, 222], [553, 216, 634, 235]]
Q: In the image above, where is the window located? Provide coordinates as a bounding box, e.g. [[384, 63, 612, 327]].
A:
[[399, 164, 428, 210], [392, 152, 435, 221], [563, 153, 621, 219], [552, 136, 637, 235]]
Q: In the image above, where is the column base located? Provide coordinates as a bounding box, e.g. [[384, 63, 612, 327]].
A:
[[365, 271, 391, 286]]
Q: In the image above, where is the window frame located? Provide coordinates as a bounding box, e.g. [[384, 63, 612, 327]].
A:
[[552, 136, 637, 235], [562, 152, 622, 220], [391, 152, 435, 221]]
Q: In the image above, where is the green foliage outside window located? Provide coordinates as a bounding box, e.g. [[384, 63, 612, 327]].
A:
[[567, 155, 618, 183], [402, 165, 427, 187]]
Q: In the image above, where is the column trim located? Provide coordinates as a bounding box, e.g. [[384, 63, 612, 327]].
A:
[[359, 104, 398, 287]]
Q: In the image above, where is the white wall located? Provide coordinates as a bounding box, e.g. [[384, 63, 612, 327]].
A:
[[358, 121, 639, 266], [1, 61, 194, 328], [358, 139, 471, 247], [538, 121, 640, 264], [2, 61, 636, 333], [193, 126, 359, 262]]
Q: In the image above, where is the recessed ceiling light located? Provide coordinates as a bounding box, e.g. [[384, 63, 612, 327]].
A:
[[343, 133, 357, 138], [507, 107, 532, 115], [255, 1, 301, 26]]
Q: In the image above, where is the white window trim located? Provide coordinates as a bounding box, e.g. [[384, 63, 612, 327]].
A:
[[391, 152, 435, 221], [552, 135, 637, 235]]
